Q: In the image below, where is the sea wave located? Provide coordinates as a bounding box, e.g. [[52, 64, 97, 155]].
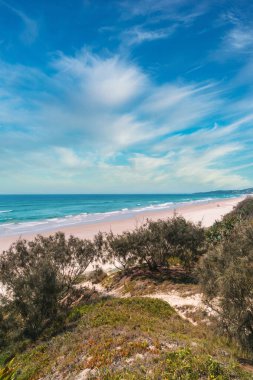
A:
[[0, 195, 241, 237], [0, 202, 176, 236], [0, 210, 13, 213]]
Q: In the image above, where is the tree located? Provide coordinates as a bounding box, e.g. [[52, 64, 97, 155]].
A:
[[0, 232, 96, 340], [97, 216, 205, 272], [99, 231, 138, 270], [133, 220, 170, 271], [199, 220, 253, 350], [162, 216, 206, 270]]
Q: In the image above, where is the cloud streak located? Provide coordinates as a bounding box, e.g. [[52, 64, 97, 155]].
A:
[[0, 46, 252, 192], [0, 0, 38, 44], [121, 25, 176, 46]]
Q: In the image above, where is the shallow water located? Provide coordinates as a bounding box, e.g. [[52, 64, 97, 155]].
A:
[[0, 192, 247, 236]]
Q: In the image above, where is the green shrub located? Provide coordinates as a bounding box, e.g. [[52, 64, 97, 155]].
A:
[[97, 216, 205, 272], [0, 232, 96, 341], [207, 196, 253, 245], [99, 230, 138, 270], [199, 220, 253, 350], [162, 216, 206, 270], [163, 348, 226, 379], [225, 196, 253, 221], [85, 267, 107, 284], [132, 217, 205, 271], [132, 219, 170, 270]]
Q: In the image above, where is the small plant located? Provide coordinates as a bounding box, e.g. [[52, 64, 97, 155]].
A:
[[162, 348, 233, 379], [86, 267, 107, 284]]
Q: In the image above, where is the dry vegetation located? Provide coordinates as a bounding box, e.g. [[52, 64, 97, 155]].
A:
[[0, 297, 251, 379]]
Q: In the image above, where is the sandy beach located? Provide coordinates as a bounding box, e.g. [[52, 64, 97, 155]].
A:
[[0, 196, 244, 254]]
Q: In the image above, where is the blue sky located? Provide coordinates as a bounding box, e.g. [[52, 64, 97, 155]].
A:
[[0, 0, 253, 193]]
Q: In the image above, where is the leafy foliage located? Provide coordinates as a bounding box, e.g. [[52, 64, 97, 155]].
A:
[[130, 220, 170, 270], [97, 216, 206, 272], [161, 216, 206, 270], [225, 196, 253, 221], [206, 196, 253, 245], [0, 232, 96, 340], [99, 230, 138, 270], [199, 220, 253, 350]]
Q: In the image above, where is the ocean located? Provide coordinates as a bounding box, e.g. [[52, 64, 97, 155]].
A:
[[0, 191, 247, 237]]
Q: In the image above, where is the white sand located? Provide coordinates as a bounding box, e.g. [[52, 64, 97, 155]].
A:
[[0, 196, 244, 254]]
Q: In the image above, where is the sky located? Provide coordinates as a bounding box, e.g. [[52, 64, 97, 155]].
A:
[[0, 0, 253, 194]]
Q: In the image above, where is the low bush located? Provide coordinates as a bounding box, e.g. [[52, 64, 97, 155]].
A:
[[132, 219, 170, 270], [85, 267, 107, 284], [162, 216, 206, 270], [199, 220, 253, 350], [0, 232, 96, 341], [131, 217, 205, 271], [98, 230, 139, 270], [206, 196, 253, 245], [96, 216, 206, 272], [225, 196, 253, 221]]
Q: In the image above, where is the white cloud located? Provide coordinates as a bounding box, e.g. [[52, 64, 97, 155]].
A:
[[227, 27, 253, 50], [173, 144, 250, 189], [120, 0, 207, 24], [118, 0, 208, 50], [215, 13, 253, 60], [0, 48, 252, 192], [53, 51, 147, 107], [121, 26, 176, 46], [54, 147, 91, 169]]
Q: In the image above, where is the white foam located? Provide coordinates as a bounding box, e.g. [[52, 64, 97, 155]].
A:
[[0, 210, 13, 213], [0, 195, 237, 237]]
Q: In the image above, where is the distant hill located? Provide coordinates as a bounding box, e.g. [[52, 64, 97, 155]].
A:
[[194, 187, 253, 195]]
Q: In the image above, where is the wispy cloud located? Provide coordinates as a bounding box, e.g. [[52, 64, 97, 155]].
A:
[[227, 27, 253, 51], [121, 25, 176, 46], [117, 0, 209, 50], [215, 12, 253, 60], [0, 0, 38, 44], [120, 0, 208, 24], [0, 47, 252, 192], [173, 144, 250, 189]]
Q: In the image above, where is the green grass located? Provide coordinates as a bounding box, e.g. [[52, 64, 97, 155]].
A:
[[0, 297, 252, 379]]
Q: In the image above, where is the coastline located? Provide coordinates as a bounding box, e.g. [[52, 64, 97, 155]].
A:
[[0, 195, 244, 254]]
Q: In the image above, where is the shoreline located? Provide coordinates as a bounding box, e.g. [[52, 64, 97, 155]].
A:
[[0, 196, 244, 254]]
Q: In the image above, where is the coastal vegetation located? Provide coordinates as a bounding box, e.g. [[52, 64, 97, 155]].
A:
[[199, 215, 253, 351], [97, 216, 206, 272], [0, 197, 253, 379], [0, 233, 96, 341]]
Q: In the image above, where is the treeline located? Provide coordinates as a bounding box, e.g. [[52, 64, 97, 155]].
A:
[[0, 197, 253, 351]]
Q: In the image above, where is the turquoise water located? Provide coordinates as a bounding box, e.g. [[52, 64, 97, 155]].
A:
[[0, 191, 248, 236]]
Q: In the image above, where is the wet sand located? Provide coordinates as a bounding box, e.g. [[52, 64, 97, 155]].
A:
[[0, 196, 243, 253]]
